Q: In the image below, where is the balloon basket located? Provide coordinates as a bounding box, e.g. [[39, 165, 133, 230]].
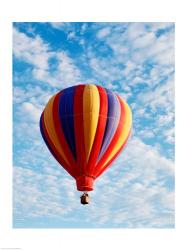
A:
[[80, 193, 90, 205]]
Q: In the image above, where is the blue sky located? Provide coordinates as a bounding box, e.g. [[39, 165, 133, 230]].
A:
[[13, 22, 174, 228]]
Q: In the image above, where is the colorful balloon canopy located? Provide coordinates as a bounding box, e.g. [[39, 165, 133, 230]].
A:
[[40, 84, 132, 192]]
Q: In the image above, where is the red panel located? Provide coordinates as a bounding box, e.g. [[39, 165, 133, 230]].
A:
[[41, 114, 76, 178], [87, 86, 108, 177], [52, 91, 78, 177], [73, 85, 86, 177], [92, 96, 126, 176]]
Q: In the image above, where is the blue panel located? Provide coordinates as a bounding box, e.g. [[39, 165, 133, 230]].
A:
[[98, 90, 121, 160], [59, 86, 76, 159]]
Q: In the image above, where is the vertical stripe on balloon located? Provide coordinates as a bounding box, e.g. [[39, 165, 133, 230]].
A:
[[83, 84, 100, 162], [97, 90, 121, 161], [87, 85, 108, 176], [59, 86, 76, 159], [74, 85, 86, 176]]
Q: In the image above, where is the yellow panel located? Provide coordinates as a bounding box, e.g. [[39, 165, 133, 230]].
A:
[[43, 95, 70, 166], [102, 98, 132, 168], [83, 84, 100, 162]]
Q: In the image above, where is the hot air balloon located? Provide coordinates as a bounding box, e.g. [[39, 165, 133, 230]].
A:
[[40, 84, 132, 204]]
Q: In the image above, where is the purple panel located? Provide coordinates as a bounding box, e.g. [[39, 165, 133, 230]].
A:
[[97, 90, 121, 161]]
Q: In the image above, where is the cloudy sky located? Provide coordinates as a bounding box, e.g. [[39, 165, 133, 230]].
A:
[[13, 22, 174, 228]]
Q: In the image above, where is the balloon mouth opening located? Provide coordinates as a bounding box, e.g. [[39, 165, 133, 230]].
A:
[[76, 175, 94, 191], [78, 186, 93, 191]]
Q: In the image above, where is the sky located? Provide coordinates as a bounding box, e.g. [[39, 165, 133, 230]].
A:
[[13, 22, 175, 228]]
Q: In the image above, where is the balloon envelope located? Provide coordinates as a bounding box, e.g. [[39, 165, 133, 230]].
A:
[[40, 84, 132, 191]]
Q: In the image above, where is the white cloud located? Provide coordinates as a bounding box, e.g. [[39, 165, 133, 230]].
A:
[[67, 31, 76, 40], [79, 39, 85, 45], [13, 165, 77, 219], [97, 27, 111, 39], [133, 32, 156, 49], [80, 23, 87, 34], [126, 22, 146, 40], [163, 126, 175, 144], [55, 52, 81, 84], [50, 22, 70, 30], [133, 76, 174, 147], [104, 22, 174, 67], [13, 27, 50, 70], [13, 27, 81, 87], [124, 61, 136, 76], [50, 22, 63, 29], [32, 51, 81, 87], [14, 85, 53, 107], [32, 68, 48, 81], [154, 46, 174, 65], [84, 22, 174, 102], [149, 22, 174, 32], [138, 130, 155, 139], [138, 77, 174, 112], [21, 102, 41, 123], [123, 137, 174, 175], [89, 55, 122, 83], [157, 112, 174, 126], [13, 85, 54, 144]]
